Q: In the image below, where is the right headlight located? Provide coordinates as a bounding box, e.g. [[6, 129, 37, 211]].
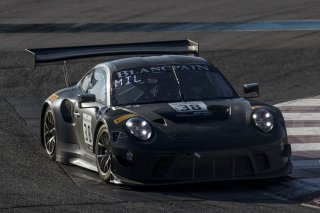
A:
[[251, 109, 274, 133], [126, 117, 153, 141]]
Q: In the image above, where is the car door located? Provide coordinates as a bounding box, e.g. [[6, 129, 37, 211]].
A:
[[74, 67, 108, 155]]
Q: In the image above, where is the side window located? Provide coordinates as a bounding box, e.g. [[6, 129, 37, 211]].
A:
[[80, 72, 92, 93], [87, 68, 106, 103]]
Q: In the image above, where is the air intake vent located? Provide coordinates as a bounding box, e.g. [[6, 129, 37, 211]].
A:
[[253, 153, 270, 172], [153, 118, 167, 126]]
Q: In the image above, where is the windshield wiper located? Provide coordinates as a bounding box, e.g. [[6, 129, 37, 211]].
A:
[[171, 67, 184, 102]]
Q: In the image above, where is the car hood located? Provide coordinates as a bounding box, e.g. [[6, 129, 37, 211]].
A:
[[118, 98, 253, 142]]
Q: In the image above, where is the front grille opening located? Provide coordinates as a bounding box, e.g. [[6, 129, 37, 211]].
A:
[[195, 158, 214, 178], [215, 157, 233, 178], [253, 153, 270, 172], [152, 158, 173, 177], [173, 159, 193, 179], [234, 156, 253, 176]]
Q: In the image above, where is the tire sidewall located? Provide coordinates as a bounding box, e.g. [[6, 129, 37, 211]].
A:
[[95, 124, 112, 182], [43, 107, 56, 160]]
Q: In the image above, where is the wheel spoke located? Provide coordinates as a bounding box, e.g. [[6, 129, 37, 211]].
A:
[[44, 122, 49, 131], [97, 154, 105, 159], [103, 156, 111, 172], [47, 136, 55, 152], [51, 138, 55, 151], [48, 136, 55, 143], [46, 137, 51, 147], [98, 141, 105, 148], [44, 130, 50, 136], [43, 111, 56, 155], [46, 115, 50, 124], [101, 133, 109, 147], [99, 155, 107, 169], [50, 128, 55, 134], [96, 130, 111, 175], [48, 139, 52, 152], [48, 114, 53, 126], [99, 153, 109, 173], [101, 136, 106, 146]]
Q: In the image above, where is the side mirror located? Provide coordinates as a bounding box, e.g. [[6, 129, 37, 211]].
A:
[[77, 94, 96, 108], [243, 83, 259, 98]]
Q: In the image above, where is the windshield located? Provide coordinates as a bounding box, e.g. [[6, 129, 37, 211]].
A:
[[112, 64, 236, 105]]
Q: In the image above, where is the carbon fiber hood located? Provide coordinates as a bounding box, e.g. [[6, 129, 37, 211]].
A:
[[121, 98, 252, 142]]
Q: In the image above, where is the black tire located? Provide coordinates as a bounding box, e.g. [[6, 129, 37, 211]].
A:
[[95, 124, 112, 182], [43, 107, 57, 160]]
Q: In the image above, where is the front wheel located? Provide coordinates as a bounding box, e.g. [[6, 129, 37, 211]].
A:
[[43, 107, 57, 160], [95, 124, 112, 182]]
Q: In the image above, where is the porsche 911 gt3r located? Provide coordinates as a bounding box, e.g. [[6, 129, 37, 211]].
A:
[[26, 40, 292, 185]]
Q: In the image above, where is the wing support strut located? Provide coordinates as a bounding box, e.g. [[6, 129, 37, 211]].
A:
[[63, 60, 71, 87]]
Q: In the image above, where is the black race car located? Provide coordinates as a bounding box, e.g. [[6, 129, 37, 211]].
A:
[[26, 40, 292, 185]]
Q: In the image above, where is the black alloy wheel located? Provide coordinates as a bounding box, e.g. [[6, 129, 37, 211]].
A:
[[43, 108, 57, 160], [95, 124, 112, 182]]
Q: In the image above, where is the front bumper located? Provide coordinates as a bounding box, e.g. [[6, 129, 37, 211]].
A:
[[110, 143, 292, 185]]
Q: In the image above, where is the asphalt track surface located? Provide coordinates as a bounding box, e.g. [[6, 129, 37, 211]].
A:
[[1, 0, 320, 212]]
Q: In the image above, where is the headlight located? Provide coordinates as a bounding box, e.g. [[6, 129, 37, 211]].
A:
[[252, 109, 274, 133], [126, 117, 152, 141]]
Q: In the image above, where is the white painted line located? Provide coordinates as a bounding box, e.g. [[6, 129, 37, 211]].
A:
[[282, 113, 320, 120], [275, 100, 298, 108], [275, 99, 320, 107], [287, 127, 320, 136], [291, 143, 320, 151], [301, 203, 320, 210]]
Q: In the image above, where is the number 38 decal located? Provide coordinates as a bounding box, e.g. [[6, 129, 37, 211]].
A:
[[169, 101, 208, 113], [83, 113, 93, 145]]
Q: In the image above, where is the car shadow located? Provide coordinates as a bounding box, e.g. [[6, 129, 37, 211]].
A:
[[61, 162, 320, 205]]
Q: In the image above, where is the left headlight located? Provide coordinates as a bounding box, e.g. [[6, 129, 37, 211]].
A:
[[251, 109, 274, 133], [126, 117, 153, 141]]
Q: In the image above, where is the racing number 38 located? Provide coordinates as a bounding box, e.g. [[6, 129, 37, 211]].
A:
[[179, 104, 202, 111], [83, 113, 93, 145], [169, 101, 208, 112]]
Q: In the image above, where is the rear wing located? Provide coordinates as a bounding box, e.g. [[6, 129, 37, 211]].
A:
[[25, 39, 199, 69]]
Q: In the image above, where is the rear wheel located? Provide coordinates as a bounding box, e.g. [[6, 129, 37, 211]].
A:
[[43, 107, 57, 160], [95, 124, 112, 182]]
